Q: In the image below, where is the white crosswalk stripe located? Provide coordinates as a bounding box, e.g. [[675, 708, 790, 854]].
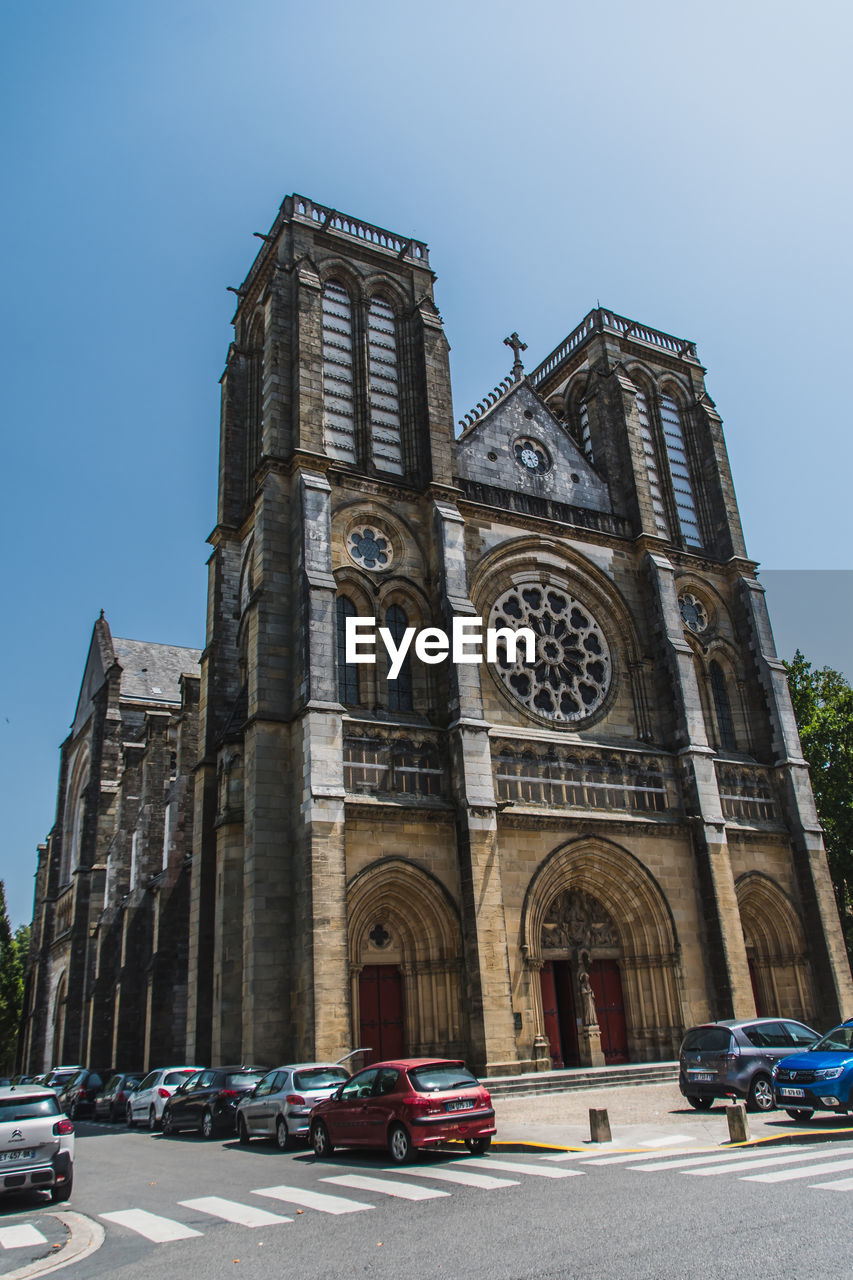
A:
[[323, 1173, 449, 1201], [685, 1150, 853, 1177], [745, 1157, 853, 1184], [452, 1157, 581, 1178], [0, 1224, 48, 1249], [252, 1185, 373, 1214], [628, 1143, 853, 1173], [179, 1196, 291, 1227], [384, 1165, 519, 1189], [100, 1209, 203, 1242], [640, 1135, 697, 1147], [810, 1176, 853, 1191]]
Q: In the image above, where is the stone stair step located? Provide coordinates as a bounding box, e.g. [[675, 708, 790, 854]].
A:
[[486, 1061, 678, 1099]]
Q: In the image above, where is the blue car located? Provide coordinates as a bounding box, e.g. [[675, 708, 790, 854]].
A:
[[772, 1018, 853, 1119]]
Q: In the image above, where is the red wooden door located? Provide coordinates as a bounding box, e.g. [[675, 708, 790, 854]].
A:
[[540, 961, 579, 1068], [359, 966, 405, 1064], [540, 962, 564, 1068], [589, 960, 628, 1064]]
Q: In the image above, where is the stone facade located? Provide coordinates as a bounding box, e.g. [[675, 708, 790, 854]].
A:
[[21, 194, 853, 1077]]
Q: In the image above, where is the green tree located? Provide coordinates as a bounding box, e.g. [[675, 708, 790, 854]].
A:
[[0, 882, 25, 1074], [785, 650, 853, 957]]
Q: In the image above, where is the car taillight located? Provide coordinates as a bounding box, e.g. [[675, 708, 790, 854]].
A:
[[218, 1090, 240, 1100], [725, 1050, 740, 1063], [158, 1088, 171, 1098], [53, 1120, 74, 1136], [285, 1095, 305, 1106], [405, 1100, 432, 1116]]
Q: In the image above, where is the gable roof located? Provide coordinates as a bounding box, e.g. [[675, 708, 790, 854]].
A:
[[112, 638, 202, 705]]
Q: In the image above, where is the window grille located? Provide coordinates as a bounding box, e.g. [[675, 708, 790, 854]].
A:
[[579, 400, 594, 462], [336, 597, 361, 705], [385, 605, 413, 711], [660, 394, 702, 548], [710, 661, 736, 751], [634, 390, 670, 537], [322, 283, 357, 464], [367, 298, 403, 475]]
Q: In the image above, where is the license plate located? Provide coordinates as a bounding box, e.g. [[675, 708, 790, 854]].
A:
[[688, 1072, 714, 1082], [0, 1149, 36, 1162], [446, 1099, 475, 1112], [780, 1088, 805, 1099]]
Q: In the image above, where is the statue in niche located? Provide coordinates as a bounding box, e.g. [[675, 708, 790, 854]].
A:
[[541, 889, 619, 952], [578, 968, 598, 1027]]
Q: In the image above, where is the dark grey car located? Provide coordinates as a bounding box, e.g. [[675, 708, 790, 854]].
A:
[[679, 1017, 820, 1111]]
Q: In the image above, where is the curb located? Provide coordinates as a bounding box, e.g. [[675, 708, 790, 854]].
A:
[[1, 1212, 104, 1280], [486, 1124, 853, 1156]]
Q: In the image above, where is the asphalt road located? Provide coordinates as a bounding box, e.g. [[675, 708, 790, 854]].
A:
[[0, 1120, 851, 1279]]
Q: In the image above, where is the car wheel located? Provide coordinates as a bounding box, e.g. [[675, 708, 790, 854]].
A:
[[51, 1172, 73, 1203], [162, 1107, 175, 1136], [276, 1117, 292, 1151], [148, 1107, 158, 1132], [786, 1108, 815, 1122], [201, 1109, 215, 1139], [238, 1115, 251, 1145], [466, 1137, 491, 1155], [311, 1120, 334, 1158], [126, 1103, 136, 1129], [686, 1096, 714, 1111], [388, 1123, 414, 1165], [747, 1074, 774, 1112]]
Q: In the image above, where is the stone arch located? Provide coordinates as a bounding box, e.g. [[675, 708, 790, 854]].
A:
[[521, 837, 684, 1061], [736, 872, 815, 1022], [347, 858, 463, 1059], [51, 970, 68, 1065], [61, 745, 90, 886]]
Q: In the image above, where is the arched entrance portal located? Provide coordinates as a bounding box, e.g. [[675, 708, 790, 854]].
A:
[[736, 873, 814, 1023], [522, 839, 684, 1065], [347, 859, 463, 1065]]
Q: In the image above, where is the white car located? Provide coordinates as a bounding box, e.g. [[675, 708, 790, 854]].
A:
[[0, 1086, 74, 1202], [236, 1063, 351, 1149], [126, 1067, 202, 1130]]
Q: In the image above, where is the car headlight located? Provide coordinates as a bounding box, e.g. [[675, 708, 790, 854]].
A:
[[815, 1067, 844, 1081]]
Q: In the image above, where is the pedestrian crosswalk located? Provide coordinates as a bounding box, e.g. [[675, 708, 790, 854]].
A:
[[0, 1223, 49, 1249]]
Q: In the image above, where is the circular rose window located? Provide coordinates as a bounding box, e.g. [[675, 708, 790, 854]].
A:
[[488, 583, 611, 723]]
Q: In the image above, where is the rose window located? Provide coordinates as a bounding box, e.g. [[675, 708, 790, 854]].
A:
[[513, 437, 550, 473], [348, 528, 390, 570], [678, 592, 708, 633], [488, 583, 611, 723]]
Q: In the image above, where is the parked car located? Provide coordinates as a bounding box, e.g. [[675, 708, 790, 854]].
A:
[[0, 1085, 74, 1202], [95, 1072, 144, 1122], [44, 1066, 83, 1094], [772, 1018, 853, 1119], [126, 1067, 202, 1130], [236, 1063, 351, 1149], [679, 1017, 820, 1111], [56, 1069, 112, 1119], [162, 1067, 267, 1138], [309, 1058, 496, 1163]]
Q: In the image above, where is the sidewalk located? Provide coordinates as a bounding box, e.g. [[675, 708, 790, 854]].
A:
[[492, 1079, 853, 1152]]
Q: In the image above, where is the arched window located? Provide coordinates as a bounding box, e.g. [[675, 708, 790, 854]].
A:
[[322, 282, 357, 464], [710, 660, 736, 752], [634, 389, 670, 538], [367, 297, 403, 475], [336, 596, 361, 706], [660, 394, 702, 548], [384, 605, 413, 712], [245, 318, 264, 504]]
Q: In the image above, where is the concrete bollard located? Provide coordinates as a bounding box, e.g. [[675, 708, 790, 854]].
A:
[[589, 1107, 612, 1143], [726, 1102, 750, 1144]]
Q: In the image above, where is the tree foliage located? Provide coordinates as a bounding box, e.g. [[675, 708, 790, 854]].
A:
[[0, 883, 26, 1074], [785, 650, 853, 956]]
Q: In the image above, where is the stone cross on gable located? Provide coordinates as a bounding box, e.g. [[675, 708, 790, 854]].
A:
[[504, 332, 527, 382]]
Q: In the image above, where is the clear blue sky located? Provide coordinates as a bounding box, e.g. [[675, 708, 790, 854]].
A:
[[2, 0, 851, 927]]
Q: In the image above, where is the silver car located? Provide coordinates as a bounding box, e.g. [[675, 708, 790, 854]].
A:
[[126, 1066, 202, 1130], [0, 1087, 75, 1202], [236, 1063, 351, 1149]]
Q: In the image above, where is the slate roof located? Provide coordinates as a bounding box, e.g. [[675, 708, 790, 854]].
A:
[[112, 637, 202, 706]]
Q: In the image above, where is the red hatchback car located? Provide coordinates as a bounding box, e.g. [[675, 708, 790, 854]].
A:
[[309, 1059, 496, 1164]]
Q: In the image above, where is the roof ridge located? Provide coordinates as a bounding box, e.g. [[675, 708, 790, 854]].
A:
[[457, 375, 516, 432]]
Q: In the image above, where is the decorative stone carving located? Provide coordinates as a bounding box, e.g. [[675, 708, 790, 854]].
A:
[[541, 890, 620, 952], [488, 582, 611, 724]]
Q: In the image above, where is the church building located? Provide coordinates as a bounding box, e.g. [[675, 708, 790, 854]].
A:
[[22, 193, 853, 1077]]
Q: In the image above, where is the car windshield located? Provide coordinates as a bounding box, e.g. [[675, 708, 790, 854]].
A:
[[681, 1027, 732, 1053], [164, 1070, 196, 1086], [812, 1026, 853, 1053], [408, 1065, 479, 1093], [0, 1096, 60, 1119], [293, 1068, 349, 1091], [225, 1072, 264, 1089], [48, 1071, 78, 1087]]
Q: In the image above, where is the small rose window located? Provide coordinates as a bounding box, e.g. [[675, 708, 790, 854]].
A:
[[348, 528, 390, 570], [513, 438, 551, 473], [678, 593, 708, 633]]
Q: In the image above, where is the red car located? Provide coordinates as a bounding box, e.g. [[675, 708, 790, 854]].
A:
[[309, 1058, 496, 1164]]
